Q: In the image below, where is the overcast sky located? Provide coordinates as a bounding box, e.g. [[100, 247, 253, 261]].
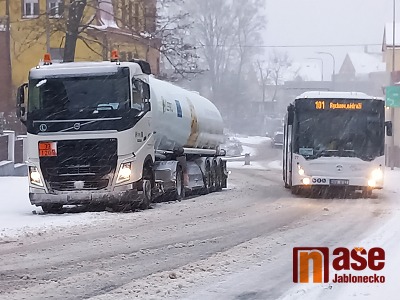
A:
[[264, 0, 399, 79]]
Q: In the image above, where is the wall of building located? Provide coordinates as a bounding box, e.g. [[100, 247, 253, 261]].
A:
[[1, 0, 160, 92]]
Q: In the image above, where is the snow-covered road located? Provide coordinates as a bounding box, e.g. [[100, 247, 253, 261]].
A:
[[0, 138, 399, 300]]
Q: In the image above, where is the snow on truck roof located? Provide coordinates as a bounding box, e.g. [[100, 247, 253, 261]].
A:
[[29, 61, 144, 78], [296, 91, 383, 101]]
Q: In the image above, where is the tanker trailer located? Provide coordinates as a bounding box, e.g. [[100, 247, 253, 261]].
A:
[[150, 76, 227, 200], [16, 52, 227, 213]]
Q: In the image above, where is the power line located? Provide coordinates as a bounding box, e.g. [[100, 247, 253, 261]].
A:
[[196, 43, 382, 49]]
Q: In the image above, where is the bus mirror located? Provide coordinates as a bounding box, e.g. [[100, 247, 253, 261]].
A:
[[385, 121, 393, 136], [287, 105, 294, 125]]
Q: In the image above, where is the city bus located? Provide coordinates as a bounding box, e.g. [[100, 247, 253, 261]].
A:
[[283, 91, 392, 197]]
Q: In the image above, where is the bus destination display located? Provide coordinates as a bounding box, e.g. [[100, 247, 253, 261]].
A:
[[314, 100, 363, 110]]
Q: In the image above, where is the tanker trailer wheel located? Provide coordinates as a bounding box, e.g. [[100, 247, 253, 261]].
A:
[[215, 160, 223, 192], [173, 165, 185, 201], [210, 160, 219, 192], [200, 161, 211, 195]]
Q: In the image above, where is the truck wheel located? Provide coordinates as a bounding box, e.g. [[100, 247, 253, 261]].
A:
[[139, 179, 152, 210], [174, 166, 185, 201], [139, 164, 155, 209], [41, 204, 63, 214]]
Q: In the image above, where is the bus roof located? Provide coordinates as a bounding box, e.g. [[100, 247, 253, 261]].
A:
[[295, 91, 383, 101]]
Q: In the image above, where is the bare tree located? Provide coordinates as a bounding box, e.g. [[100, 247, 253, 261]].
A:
[[64, 0, 88, 62], [256, 60, 272, 102], [154, 0, 201, 80], [268, 50, 292, 100], [185, 0, 266, 130], [186, 0, 238, 103]]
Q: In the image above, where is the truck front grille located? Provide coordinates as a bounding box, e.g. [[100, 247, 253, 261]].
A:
[[40, 139, 117, 191], [49, 180, 109, 191]]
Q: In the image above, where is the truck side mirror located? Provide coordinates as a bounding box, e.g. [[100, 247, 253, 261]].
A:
[[142, 83, 150, 101], [16, 83, 28, 125], [287, 104, 294, 125], [385, 121, 393, 136], [143, 102, 151, 112]]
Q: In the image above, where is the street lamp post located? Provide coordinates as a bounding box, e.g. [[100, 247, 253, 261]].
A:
[[306, 58, 324, 81], [316, 51, 336, 83]]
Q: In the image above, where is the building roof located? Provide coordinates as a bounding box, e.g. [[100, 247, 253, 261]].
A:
[[92, 0, 119, 30], [282, 61, 322, 82], [383, 22, 400, 47], [345, 52, 386, 75]]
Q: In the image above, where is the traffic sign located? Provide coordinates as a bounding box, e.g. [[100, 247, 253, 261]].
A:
[[385, 86, 400, 107]]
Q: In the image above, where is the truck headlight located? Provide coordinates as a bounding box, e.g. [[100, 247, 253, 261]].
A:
[[370, 168, 383, 181], [117, 162, 132, 184], [29, 166, 43, 187]]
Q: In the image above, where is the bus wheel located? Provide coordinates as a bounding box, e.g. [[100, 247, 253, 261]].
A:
[[361, 188, 372, 198], [291, 186, 301, 195], [41, 204, 63, 214]]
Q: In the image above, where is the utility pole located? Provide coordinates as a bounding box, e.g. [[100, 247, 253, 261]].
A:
[[5, 0, 12, 112], [316, 51, 336, 89], [46, 1, 50, 53]]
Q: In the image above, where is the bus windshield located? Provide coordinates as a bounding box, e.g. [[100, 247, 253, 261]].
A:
[[296, 110, 384, 161]]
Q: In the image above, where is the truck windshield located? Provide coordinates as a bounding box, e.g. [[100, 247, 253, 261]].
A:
[[295, 110, 384, 161], [28, 73, 130, 119]]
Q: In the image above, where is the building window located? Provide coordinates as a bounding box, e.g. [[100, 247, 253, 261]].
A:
[[48, 0, 64, 18], [23, 0, 40, 18]]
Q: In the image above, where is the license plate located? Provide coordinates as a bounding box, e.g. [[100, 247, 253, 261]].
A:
[[330, 179, 349, 186], [39, 142, 57, 157]]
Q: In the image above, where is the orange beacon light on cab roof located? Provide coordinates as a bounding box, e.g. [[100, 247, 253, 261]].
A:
[[43, 53, 52, 65], [111, 50, 119, 62]]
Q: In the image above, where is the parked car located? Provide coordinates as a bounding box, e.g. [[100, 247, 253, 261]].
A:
[[272, 131, 284, 148], [221, 137, 243, 156]]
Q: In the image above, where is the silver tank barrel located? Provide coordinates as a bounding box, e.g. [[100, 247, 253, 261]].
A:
[[149, 76, 224, 152]]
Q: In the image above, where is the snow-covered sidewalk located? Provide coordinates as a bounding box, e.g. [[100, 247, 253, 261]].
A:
[[0, 177, 101, 239], [278, 167, 400, 300]]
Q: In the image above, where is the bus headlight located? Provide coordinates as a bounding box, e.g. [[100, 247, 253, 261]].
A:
[[117, 162, 132, 184], [368, 179, 376, 187], [297, 164, 305, 176], [298, 168, 305, 176], [370, 168, 383, 181], [29, 166, 43, 187], [302, 178, 311, 185]]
